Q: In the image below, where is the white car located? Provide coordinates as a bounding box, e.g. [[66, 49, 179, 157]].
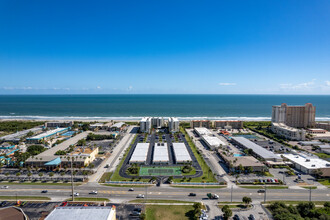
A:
[[2, 186, 9, 189], [90, 190, 98, 194], [136, 194, 145, 198], [73, 192, 79, 196]]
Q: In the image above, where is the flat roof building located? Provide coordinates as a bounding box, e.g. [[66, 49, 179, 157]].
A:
[[194, 127, 212, 136], [214, 121, 243, 129], [201, 135, 225, 150], [282, 154, 330, 177], [45, 206, 116, 220], [46, 121, 73, 128], [172, 143, 192, 163], [26, 127, 69, 144], [0, 127, 43, 143], [130, 143, 149, 164], [190, 120, 211, 128], [153, 143, 169, 164], [271, 123, 306, 141], [231, 137, 282, 162]]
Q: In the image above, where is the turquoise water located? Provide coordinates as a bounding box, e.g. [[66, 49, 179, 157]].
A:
[[233, 153, 244, 157], [0, 95, 329, 120], [233, 134, 259, 140]]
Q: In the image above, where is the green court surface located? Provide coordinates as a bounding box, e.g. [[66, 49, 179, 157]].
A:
[[139, 166, 182, 176]]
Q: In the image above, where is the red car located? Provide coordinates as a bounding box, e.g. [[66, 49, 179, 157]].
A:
[[61, 202, 68, 207], [274, 179, 278, 183]]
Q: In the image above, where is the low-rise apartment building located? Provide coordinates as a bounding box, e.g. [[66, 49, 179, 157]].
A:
[[271, 122, 306, 141]]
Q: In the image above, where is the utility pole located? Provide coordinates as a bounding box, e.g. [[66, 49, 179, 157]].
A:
[[309, 187, 312, 202], [71, 157, 74, 202], [264, 185, 267, 203], [230, 185, 233, 203]]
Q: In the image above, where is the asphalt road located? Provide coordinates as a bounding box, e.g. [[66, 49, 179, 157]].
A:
[[1, 183, 329, 203]]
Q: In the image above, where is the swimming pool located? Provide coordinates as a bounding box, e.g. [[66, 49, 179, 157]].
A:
[[61, 131, 76, 136], [234, 153, 244, 157]]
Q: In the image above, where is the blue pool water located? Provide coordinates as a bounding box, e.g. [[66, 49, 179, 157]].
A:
[[234, 153, 244, 157], [61, 131, 76, 136]]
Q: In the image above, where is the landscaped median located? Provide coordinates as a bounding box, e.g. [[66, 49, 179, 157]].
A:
[[170, 184, 226, 189], [129, 199, 193, 204], [0, 196, 51, 201], [239, 185, 288, 189], [0, 181, 82, 186]]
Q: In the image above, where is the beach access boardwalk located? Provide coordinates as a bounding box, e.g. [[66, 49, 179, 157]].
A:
[[37, 131, 90, 157]]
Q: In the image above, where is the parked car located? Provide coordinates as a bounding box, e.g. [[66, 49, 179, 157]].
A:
[[233, 214, 240, 220], [189, 193, 196, 196], [274, 179, 278, 183], [61, 201, 68, 206], [249, 214, 256, 220], [0, 201, 8, 207], [71, 192, 79, 196], [41, 190, 48, 193], [136, 194, 144, 198]]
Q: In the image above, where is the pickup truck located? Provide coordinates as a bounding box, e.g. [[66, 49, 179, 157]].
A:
[[207, 193, 219, 199]]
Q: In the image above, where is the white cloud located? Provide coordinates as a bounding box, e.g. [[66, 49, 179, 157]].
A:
[[96, 86, 101, 89], [280, 79, 316, 90], [219, 83, 236, 86], [128, 86, 133, 91], [325, 81, 330, 86]]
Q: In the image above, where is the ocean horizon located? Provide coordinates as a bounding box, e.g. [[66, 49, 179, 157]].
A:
[[0, 94, 329, 121]]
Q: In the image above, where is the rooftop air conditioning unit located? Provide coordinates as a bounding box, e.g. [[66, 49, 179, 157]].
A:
[[306, 159, 310, 162], [311, 165, 315, 167]]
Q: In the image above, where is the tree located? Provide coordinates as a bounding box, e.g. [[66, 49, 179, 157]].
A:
[[49, 172, 54, 181], [193, 202, 202, 218], [242, 196, 252, 207], [16, 172, 21, 177], [140, 213, 146, 220], [27, 145, 46, 156], [38, 172, 44, 181], [221, 205, 232, 220], [27, 172, 32, 181]]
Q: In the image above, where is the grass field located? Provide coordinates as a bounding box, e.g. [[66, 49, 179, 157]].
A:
[[317, 179, 330, 186], [262, 201, 329, 205], [175, 127, 217, 183], [66, 197, 110, 202], [102, 184, 152, 187], [145, 205, 195, 220], [314, 153, 330, 159], [99, 172, 113, 183], [0, 196, 51, 200], [139, 166, 182, 176], [301, 186, 317, 189], [239, 185, 288, 189]]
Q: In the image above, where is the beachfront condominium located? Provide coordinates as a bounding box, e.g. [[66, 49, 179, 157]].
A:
[[140, 117, 166, 133], [272, 103, 315, 128], [168, 117, 179, 132]]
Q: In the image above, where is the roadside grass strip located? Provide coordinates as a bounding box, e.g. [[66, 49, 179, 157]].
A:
[[0, 196, 51, 201], [0, 182, 81, 186], [170, 185, 226, 188], [129, 199, 193, 204], [239, 185, 288, 189]]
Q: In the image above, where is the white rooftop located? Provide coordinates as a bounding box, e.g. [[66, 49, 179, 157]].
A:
[[153, 143, 169, 162], [272, 123, 300, 132], [202, 135, 225, 147], [130, 143, 149, 163], [282, 154, 330, 169], [173, 143, 192, 162], [27, 127, 67, 140], [111, 122, 125, 128], [45, 207, 116, 220], [194, 127, 212, 136]]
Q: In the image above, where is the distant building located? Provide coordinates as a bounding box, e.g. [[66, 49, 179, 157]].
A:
[[45, 206, 116, 220], [315, 122, 330, 131], [89, 122, 113, 131], [46, 121, 73, 128], [214, 121, 243, 129], [272, 103, 315, 128], [140, 117, 151, 133], [26, 127, 69, 144], [271, 123, 306, 141], [190, 120, 211, 128], [110, 122, 125, 131], [168, 117, 179, 132], [0, 127, 43, 143], [307, 128, 327, 134]]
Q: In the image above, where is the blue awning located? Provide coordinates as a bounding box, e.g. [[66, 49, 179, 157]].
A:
[[45, 157, 61, 166]]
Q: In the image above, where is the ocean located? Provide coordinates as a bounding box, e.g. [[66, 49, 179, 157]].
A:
[[0, 95, 329, 121]]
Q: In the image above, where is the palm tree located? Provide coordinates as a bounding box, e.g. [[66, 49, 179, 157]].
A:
[[49, 172, 54, 181], [27, 172, 32, 181], [38, 172, 43, 181], [242, 196, 252, 207]]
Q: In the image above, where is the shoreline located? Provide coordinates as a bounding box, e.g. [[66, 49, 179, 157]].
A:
[[0, 116, 329, 122]]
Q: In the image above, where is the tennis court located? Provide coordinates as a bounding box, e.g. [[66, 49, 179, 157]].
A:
[[139, 166, 182, 176]]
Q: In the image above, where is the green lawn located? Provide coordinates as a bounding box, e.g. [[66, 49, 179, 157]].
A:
[[0, 182, 81, 186], [240, 185, 288, 189], [301, 186, 317, 189], [130, 199, 193, 204], [0, 196, 50, 200], [314, 153, 330, 159], [317, 179, 330, 186], [66, 197, 110, 202], [145, 204, 195, 220], [218, 203, 247, 209], [174, 127, 217, 183], [171, 185, 226, 189], [98, 172, 113, 183]]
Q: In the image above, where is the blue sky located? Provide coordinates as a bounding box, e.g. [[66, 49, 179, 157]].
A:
[[0, 0, 330, 94]]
